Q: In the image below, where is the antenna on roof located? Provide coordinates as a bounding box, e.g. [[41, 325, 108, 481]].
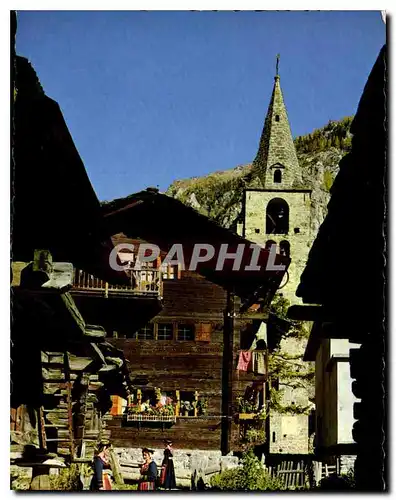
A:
[[276, 54, 280, 77]]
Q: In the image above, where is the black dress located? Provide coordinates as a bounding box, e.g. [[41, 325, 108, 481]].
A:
[[162, 448, 176, 490]]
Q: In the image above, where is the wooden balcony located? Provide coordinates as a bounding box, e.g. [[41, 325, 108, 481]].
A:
[[72, 269, 163, 298], [126, 414, 176, 423]]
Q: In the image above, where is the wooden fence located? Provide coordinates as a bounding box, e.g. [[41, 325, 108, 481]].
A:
[[266, 460, 308, 489]]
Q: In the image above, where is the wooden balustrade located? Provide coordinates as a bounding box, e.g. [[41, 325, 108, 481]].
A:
[[72, 269, 163, 296]]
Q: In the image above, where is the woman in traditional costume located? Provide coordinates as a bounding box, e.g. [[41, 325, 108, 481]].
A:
[[138, 448, 158, 491], [161, 439, 176, 490], [90, 442, 112, 491]]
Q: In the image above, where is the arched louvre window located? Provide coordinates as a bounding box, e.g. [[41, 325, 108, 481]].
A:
[[274, 169, 282, 183], [266, 198, 289, 234], [279, 240, 291, 257], [265, 240, 277, 252]]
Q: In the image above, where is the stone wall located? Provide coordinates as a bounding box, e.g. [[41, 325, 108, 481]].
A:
[[243, 189, 313, 306], [113, 447, 239, 488]]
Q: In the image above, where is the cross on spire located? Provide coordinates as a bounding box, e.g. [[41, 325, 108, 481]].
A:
[[276, 54, 280, 76]]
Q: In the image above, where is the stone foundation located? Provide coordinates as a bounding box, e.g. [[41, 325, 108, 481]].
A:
[[114, 447, 239, 487]]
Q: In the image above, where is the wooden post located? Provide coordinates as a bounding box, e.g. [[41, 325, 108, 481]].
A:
[[175, 390, 180, 417], [137, 389, 142, 409], [63, 353, 75, 458], [32, 249, 53, 285], [30, 466, 51, 490], [221, 289, 235, 455], [194, 391, 199, 417], [109, 447, 124, 485]]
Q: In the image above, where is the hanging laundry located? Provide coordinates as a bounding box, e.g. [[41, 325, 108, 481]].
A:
[[237, 351, 252, 372], [254, 352, 266, 375]]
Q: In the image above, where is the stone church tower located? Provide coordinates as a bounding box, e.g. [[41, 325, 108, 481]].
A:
[[241, 61, 312, 306], [239, 59, 313, 455]]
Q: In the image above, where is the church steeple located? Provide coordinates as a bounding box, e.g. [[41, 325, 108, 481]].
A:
[[253, 56, 301, 189]]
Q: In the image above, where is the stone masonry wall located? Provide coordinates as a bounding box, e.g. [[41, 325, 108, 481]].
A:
[[244, 189, 313, 306], [113, 447, 239, 488], [243, 189, 313, 455]]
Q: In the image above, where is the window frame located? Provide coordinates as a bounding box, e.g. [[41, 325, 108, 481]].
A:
[[157, 323, 174, 341], [177, 323, 195, 341]]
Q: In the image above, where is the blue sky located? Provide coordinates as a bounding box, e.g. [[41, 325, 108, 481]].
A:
[[16, 11, 385, 201]]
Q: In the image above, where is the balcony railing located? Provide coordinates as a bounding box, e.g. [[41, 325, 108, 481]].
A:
[[72, 269, 162, 297], [126, 414, 176, 423]]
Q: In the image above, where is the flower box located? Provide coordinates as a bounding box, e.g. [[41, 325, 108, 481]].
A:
[[126, 414, 176, 423]]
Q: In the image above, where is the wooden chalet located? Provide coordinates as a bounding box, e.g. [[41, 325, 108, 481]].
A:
[[92, 191, 290, 455]]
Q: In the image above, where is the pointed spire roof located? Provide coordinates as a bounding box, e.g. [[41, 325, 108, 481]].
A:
[[252, 56, 302, 189]]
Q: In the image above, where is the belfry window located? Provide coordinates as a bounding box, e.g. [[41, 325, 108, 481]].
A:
[[275, 115, 280, 122], [274, 169, 282, 183], [265, 240, 277, 252], [266, 198, 289, 234], [279, 240, 291, 257]]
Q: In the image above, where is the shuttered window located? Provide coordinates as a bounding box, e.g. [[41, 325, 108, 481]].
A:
[[195, 323, 212, 342]]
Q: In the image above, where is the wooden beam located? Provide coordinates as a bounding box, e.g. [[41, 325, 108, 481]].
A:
[[41, 262, 73, 292], [84, 324, 107, 341], [30, 466, 51, 490], [88, 343, 106, 365], [68, 354, 94, 372]]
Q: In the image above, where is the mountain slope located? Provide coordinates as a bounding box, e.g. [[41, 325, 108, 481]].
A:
[[166, 117, 353, 235]]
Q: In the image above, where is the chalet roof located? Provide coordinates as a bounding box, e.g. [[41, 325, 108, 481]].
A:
[[11, 257, 133, 404], [252, 59, 302, 189], [296, 45, 386, 316], [12, 55, 128, 286], [101, 189, 290, 307]]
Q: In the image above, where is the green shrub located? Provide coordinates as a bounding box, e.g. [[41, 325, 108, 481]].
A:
[[209, 451, 284, 491], [319, 470, 355, 490], [322, 170, 334, 191], [49, 464, 82, 491], [112, 482, 138, 490]]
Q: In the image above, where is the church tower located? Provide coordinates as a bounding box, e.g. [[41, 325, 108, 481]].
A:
[[253, 55, 302, 189], [241, 56, 312, 306], [240, 57, 313, 456]]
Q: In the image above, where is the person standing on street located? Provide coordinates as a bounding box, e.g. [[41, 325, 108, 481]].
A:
[[161, 439, 176, 490], [90, 442, 112, 491], [138, 448, 158, 491]]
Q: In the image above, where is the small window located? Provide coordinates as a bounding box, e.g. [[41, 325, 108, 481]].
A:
[[274, 169, 282, 183], [271, 378, 279, 391], [265, 240, 277, 251], [137, 324, 154, 340], [279, 240, 291, 258], [272, 431, 276, 443], [158, 323, 173, 341], [275, 115, 280, 122], [294, 227, 300, 234], [141, 389, 156, 407], [195, 323, 211, 342], [161, 263, 178, 280], [180, 391, 196, 416], [177, 324, 195, 341], [255, 228, 260, 234]]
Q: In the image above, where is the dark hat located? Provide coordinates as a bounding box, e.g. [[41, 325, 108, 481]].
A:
[[142, 447, 155, 454], [164, 439, 173, 445]]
